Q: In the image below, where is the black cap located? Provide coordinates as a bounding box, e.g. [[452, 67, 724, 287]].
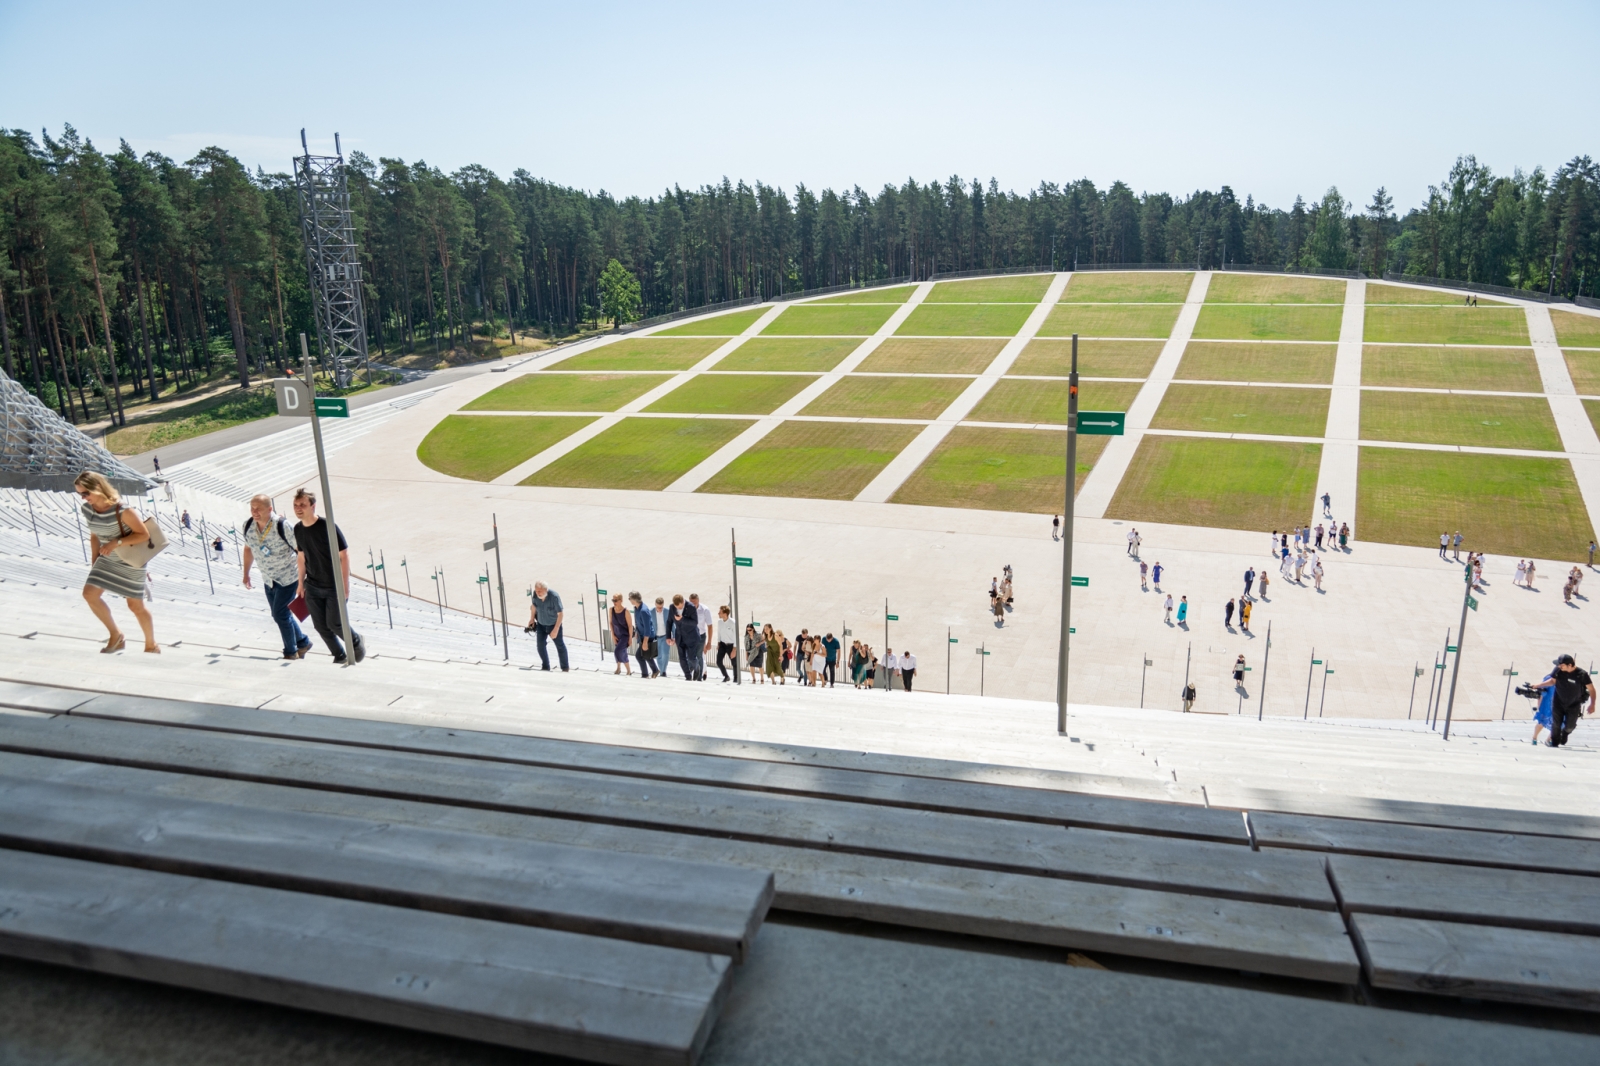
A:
[[1557, 654, 1577, 666]]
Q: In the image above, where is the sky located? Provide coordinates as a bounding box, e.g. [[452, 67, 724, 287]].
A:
[[4, 0, 1596, 212]]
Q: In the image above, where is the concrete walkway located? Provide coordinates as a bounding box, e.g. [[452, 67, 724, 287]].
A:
[[1528, 305, 1600, 539], [1313, 278, 1365, 524]]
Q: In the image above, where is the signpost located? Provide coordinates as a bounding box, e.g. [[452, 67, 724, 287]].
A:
[[483, 516, 509, 660], [1441, 562, 1475, 740], [1258, 621, 1272, 721], [947, 629, 956, 694], [730, 530, 746, 686], [1501, 664, 1518, 719], [1076, 411, 1126, 436], [976, 643, 991, 696]]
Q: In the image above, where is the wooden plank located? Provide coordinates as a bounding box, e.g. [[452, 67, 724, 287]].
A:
[[1253, 811, 1600, 876], [0, 751, 1357, 983], [0, 773, 771, 962], [1232, 786, 1600, 841], [1350, 913, 1600, 1012], [0, 847, 732, 1066], [42, 688, 1242, 844], [0, 713, 1334, 908], [1328, 853, 1600, 937]]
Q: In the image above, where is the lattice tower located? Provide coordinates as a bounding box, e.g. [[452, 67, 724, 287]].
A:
[[294, 130, 370, 388]]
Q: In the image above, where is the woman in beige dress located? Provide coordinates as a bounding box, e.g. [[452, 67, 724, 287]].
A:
[[74, 471, 158, 653]]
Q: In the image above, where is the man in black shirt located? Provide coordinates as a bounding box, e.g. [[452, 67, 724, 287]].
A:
[[1536, 655, 1595, 748], [292, 488, 364, 664]]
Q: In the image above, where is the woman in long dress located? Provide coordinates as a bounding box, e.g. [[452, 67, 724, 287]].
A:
[[75, 471, 158, 654]]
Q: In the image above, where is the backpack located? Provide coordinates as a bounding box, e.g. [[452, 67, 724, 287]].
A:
[[1182, 684, 1196, 701], [244, 515, 293, 550]]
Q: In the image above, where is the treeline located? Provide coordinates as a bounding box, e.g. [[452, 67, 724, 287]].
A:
[[3, 123, 1597, 428]]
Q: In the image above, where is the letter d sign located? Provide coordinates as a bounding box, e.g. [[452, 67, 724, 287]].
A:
[[273, 378, 312, 418]]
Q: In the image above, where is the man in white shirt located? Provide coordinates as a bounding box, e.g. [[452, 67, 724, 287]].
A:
[[884, 648, 898, 689], [900, 650, 917, 692], [1126, 529, 1137, 555]]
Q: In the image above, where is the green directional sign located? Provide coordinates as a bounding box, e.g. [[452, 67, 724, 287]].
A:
[[1435, 663, 1446, 670], [1076, 411, 1126, 435], [1326, 668, 1335, 675], [1071, 576, 1089, 587], [1466, 597, 1479, 611], [949, 637, 959, 644], [734, 556, 753, 567], [597, 589, 607, 596], [1446, 645, 1458, 652], [315, 397, 349, 418], [1312, 659, 1323, 665], [886, 614, 899, 621], [476, 575, 488, 584], [976, 648, 991, 656], [1069, 627, 1076, 634]]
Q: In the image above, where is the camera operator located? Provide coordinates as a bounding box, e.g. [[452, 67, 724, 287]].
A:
[[1533, 655, 1596, 748]]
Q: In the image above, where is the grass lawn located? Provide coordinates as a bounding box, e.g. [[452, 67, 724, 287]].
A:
[[644, 373, 817, 415], [1010, 339, 1163, 378], [105, 386, 277, 455], [523, 417, 752, 490], [892, 427, 1107, 512], [1360, 391, 1563, 450], [1366, 282, 1505, 306], [858, 338, 1004, 373], [1587, 399, 1600, 438], [1357, 448, 1595, 558], [416, 415, 595, 481], [558, 337, 724, 371], [811, 285, 917, 304], [656, 307, 767, 336], [762, 304, 896, 336], [464, 372, 670, 412], [1551, 309, 1600, 348], [700, 421, 921, 500], [1361, 345, 1542, 391], [897, 303, 1034, 336], [1192, 304, 1342, 341], [1177, 341, 1336, 384], [967, 379, 1142, 424], [1566, 350, 1600, 394], [1038, 303, 1180, 339], [717, 337, 861, 371], [925, 275, 1052, 302], [1152, 384, 1330, 437], [1205, 274, 1345, 304], [1060, 272, 1191, 303], [801, 375, 970, 419], [1106, 437, 1322, 532], [1363, 306, 1530, 346]]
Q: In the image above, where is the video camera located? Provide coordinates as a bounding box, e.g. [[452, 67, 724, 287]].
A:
[[1514, 682, 1542, 700]]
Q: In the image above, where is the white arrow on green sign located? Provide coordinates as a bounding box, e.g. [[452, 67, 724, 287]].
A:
[[734, 556, 752, 567], [315, 397, 349, 418], [886, 614, 899, 621], [1071, 576, 1089, 587], [1076, 411, 1126, 436]]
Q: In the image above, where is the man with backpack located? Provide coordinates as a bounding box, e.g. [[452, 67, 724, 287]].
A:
[[241, 494, 311, 660]]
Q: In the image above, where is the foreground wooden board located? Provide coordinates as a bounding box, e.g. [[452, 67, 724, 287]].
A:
[[1328, 854, 1600, 937], [0, 773, 771, 961], [0, 752, 1356, 982], [1253, 810, 1600, 875], [1229, 785, 1600, 841], [0, 848, 732, 1066], [0, 714, 1333, 907], [1350, 913, 1600, 1012]]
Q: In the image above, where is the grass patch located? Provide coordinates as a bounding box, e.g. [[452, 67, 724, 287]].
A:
[[1364, 306, 1530, 346], [1192, 304, 1342, 341], [1566, 350, 1600, 394], [1551, 309, 1600, 348], [859, 338, 1004, 373], [811, 285, 917, 304], [558, 337, 723, 371], [1587, 400, 1600, 438], [1038, 303, 1180, 338], [1357, 448, 1594, 558], [1366, 282, 1506, 306], [464, 372, 670, 412], [416, 415, 595, 481], [898, 303, 1033, 336], [1360, 391, 1562, 450], [1107, 437, 1322, 532], [700, 421, 920, 500], [893, 426, 1106, 512], [655, 307, 767, 336], [925, 275, 1052, 302], [1205, 274, 1345, 304], [644, 374, 817, 415], [762, 304, 895, 336], [1361, 345, 1541, 391], [801, 376, 969, 419], [968, 379, 1142, 425], [524, 417, 752, 490], [104, 387, 277, 455], [1177, 342, 1336, 384], [1010, 339, 1163, 378], [1152, 384, 1330, 437], [1061, 272, 1191, 303], [717, 337, 861, 371]]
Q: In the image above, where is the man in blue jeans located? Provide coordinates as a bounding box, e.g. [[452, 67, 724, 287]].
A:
[[241, 494, 311, 660], [525, 582, 569, 671]]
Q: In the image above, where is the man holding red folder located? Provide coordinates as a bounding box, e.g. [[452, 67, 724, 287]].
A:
[[241, 493, 313, 660]]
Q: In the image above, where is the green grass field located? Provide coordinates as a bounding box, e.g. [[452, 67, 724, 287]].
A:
[[892, 426, 1106, 512], [811, 285, 917, 304], [464, 372, 670, 412], [1365, 282, 1505, 306], [967, 379, 1142, 425], [1551, 309, 1600, 348], [717, 337, 862, 371], [416, 414, 596, 481], [1566, 350, 1600, 394], [858, 338, 1004, 374], [1037, 303, 1181, 338], [1363, 306, 1530, 346], [523, 417, 752, 490], [1060, 272, 1191, 303], [1152, 384, 1330, 437], [1357, 448, 1594, 558], [1009, 339, 1163, 378], [801, 375, 969, 419], [1191, 305, 1342, 341], [1361, 345, 1542, 392], [925, 274, 1052, 302], [1360, 391, 1563, 450], [699, 421, 920, 500], [1587, 399, 1600, 438], [1205, 274, 1345, 304], [762, 304, 896, 336], [1106, 437, 1322, 532], [1177, 342, 1336, 384], [557, 336, 723, 371], [655, 307, 767, 336], [897, 303, 1034, 336], [643, 373, 817, 415], [105, 386, 277, 455]]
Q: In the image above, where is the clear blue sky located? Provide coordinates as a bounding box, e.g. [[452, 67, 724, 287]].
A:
[[4, 0, 1594, 212]]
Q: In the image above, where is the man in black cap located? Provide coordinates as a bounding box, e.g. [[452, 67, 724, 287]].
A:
[[1535, 655, 1596, 748]]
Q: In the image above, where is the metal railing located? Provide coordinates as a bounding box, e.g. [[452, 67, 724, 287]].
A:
[[1220, 263, 1364, 278], [1381, 271, 1572, 305], [773, 275, 914, 303]]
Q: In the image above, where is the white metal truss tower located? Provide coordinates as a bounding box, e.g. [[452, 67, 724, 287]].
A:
[[294, 130, 370, 388]]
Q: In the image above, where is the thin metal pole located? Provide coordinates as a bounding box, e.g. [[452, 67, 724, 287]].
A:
[[1408, 662, 1420, 719], [1441, 568, 1473, 741], [1424, 652, 1440, 725], [1183, 642, 1191, 708], [884, 597, 890, 693], [1502, 661, 1515, 720], [199, 516, 214, 594], [484, 565, 496, 644], [302, 336, 355, 663], [1258, 621, 1272, 721], [368, 548, 380, 608], [439, 567, 447, 609], [980, 642, 986, 697], [75, 503, 87, 562], [379, 549, 393, 629], [1319, 662, 1330, 717], [401, 556, 410, 596], [595, 574, 603, 660], [1057, 332, 1079, 735], [491, 514, 509, 659], [1303, 646, 1316, 719], [433, 567, 443, 621], [1140, 651, 1149, 708], [1430, 628, 1451, 729], [730, 528, 741, 686], [25, 490, 39, 546], [946, 626, 951, 695]]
